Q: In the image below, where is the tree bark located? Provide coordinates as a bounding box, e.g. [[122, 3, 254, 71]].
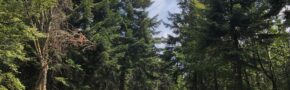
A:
[[214, 70, 219, 90], [38, 60, 48, 90], [271, 78, 277, 90], [119, 67, 126, 90], [234, 60, 243, 90], [229, 0, 243, 88], [287, 70, 290, 90], [244, 69, 251, 90], [231, 23, 243, 90]]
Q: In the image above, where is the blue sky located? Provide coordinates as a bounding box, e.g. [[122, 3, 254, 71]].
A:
[[147, 0, 181, 38]]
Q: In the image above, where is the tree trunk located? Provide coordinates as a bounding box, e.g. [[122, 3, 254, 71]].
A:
[[119, 67, 126, 90], [271, 79, 277, 90], [244, 69, 251, 90], [231, 27, 243, 90], [286, 66, 290, 90], [36, 59, 48, 90], [234, 61, 243, 90], [287, 71, 290, 90], [229, 0, 243, 89], [214, 71, 219, 90], [269, 71, 277, 90], [269, 75, 277, 90]]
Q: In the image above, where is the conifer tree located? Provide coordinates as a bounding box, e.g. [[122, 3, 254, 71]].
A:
[[117, 0, 160, 89], [168, 0, 289, 89]]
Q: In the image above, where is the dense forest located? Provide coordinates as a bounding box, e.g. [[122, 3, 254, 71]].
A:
[[1, 0, 290, 90]]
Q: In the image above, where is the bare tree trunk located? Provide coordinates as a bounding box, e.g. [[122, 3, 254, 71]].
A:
[[37, 59, 48, 90], [33, 10, 52, 90], [42, 62, 48, 90]]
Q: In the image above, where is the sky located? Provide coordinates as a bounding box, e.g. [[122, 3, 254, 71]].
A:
[[147, 0, 181, 38]]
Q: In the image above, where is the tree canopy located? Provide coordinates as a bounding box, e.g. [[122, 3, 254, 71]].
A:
[[1, 0, 290, 90]]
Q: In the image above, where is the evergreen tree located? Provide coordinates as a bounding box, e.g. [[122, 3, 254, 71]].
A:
[[1, 0, 290, 90], [0, 0, 30, 89], [168, 0, 289, 90], [117, 0, 161, 89]]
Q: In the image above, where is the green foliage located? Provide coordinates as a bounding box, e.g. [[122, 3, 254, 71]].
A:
[[25, 27, 46, 40], [192, 0, 206, 10], [1, 0, 290, 90], [54, 77, 69, 87], [0, 0, 54, 89], [0, 14, 28, 63], [27, 0, 57, 16], [0, 73, 25, 90], [167, 0, 290, 89]]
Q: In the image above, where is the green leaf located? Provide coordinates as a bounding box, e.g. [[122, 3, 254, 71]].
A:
[[192, 0, 206, 9], [55, 77, 69, 87], [25, 27, 46, 40], [0, 73, 25, 90]]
